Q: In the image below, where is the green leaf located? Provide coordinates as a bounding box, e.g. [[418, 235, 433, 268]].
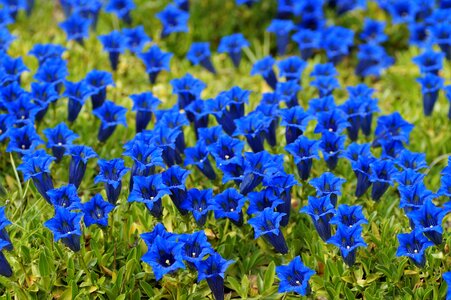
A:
[[263, 262, 275, 291], [38, 251, 51, 277]]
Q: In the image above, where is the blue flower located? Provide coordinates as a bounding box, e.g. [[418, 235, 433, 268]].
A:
[[128, 174, 170, 218], [31, 82, 60, 121], [99, 30, 127, 71], [218, 155, 245, 185], [138, 45, 172, 84], [292, 29, 320, 60], [240, 151, 282, 195], [47, 184, 81, 210], [311, 76, 340, 98], [162, 166, 191, 215], [43, 123, 78, 162], [321, 26, 354, 65], [34, 58, 68, 92], [417, 73, 444, 116], [267, 19, 295, 55], [130, 92, 160, 133], [355, 95, 379, 136], [181, 188, 214, 227], [379, 138, 405, 159], [234, 112, 272, 153], [395, 149, 428, 171], [301, 195, 335, 241], [431, 23, 451, 60], [156, 4, 189, 38], [309, 172, 345, 206], [0, 82, 25, 110], [82, 194, 114, 228], [208, 135, 244, 167], [122, 26, 151, 53], [319, 131, 346, 170], [187, 42, 216, 74], [248, 208, 288, 254], [0, 250, 12, 277], [174, 0, 189, 11], [285, 136, 320, 181], [140, 223, 175, 248], [342, 142, 371, 162], [438, 175, 451, 199], [0, 206, 12, 251], [251, 55, 277, 90], [185, 99, 209, 136], [329, 204, 368, 228], [44, 207, 83, 252], [178, 231, 213, 266], [279, 106, 313, 145], [396, 230, 434, 268], [409, 23, 431, 49], [219, 86, 251, 120], [374, 112, 414, 146], [387, 0, 417, 24], [310, 62, 338, 78], [399, 182, 435, 225], [213, 188, 246, 226], [0, 9, 13, 27], [236, 0, 260, 7], [151, 126, 183, 166], [217, 33, 249, 68], [63, 80, 95, 122], [64, 145, 97, 188], [315, 109, 350, 135], [328, 225, 367, 266], [94, 158, 129, 205], [256, 103, 278, 147], [443, 272, 451, 300], [92, 100, 127, 142], [71, 0, 103, 30], [369, 159, 398, 201], [141, 235, 185, 281], [247, 188, 283, 215], [205, 96, 235, 135], [338, 99, 366, 141], [85, 70, 114, 110], [184, 142, 216, 180], [0, 114, 13, 141], [360, 19, 387, 44], [394, 169, 425, 187], [446, 86, 451, 119], [355, 44, 394, 78], [170, 73, 206, 111], [198, 126, 224, 146], [351, 155, 375, 198], [408, 199, 448, 245], [277, 56, 306, 83], [413, 50, 445, 75], [307, 95, 336, 115], [6, 124, 43, 156], [0, 28, 14, 52], [347, 83, 375, 99], [156, 109, 189, 154], [5, 94, 40, 127], [276, 256, 315, 296], [275, 80, 301, 108], [59, 13, 91, 44], [0, 55, 29, 85], [29, 43, 65, 66], [195, 252, 234, 300], [105, 0, 135, 24]]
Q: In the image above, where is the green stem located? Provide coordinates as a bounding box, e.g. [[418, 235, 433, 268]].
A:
[[9, 153, 23, 198]]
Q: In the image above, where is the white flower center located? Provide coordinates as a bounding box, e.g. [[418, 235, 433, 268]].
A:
[[414, 249, 418, 253], [225, 155, 230, 159], [165, 259, 171, 265]]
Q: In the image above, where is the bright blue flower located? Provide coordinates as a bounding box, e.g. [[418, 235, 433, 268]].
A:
[[0, 114, 13, 141], [85, 70, 114, 110], [138, 45, 172, 84], [300, 195, 335, 241], [374, 112, 414, 146], [240, 151, 282, 195], [334, 0, 366, 14], [0, 28, 14, 52], [29, 43, 65, 66], [141, 235, 185, 281], [5, 94, 40, 127], [43, 123, 78, 162], [342, 142, 371, 162], [236, 0, 260, 6], [130, 92, 160, 133], [0, 206, 12, 251], [185, 99, 209, 136], [63, 80, 95, 122], [256, 103, 278, 147], [64, 145, 97, 188], [82, 194, 114, 228], [187, 42, 216, 74], [267, 19, 295, 55], [399, 182, 435, 226], [59, 13, 91, 44], [309, 172, 345, 206], [46, 184, 80, 210], [387, 0, 418, 24], [170, 73, 206, 111], [396, 230, 433, 268], [319, 131, 346, 170], [213, 188, 246, 226], [321, 26, 354, 65], [311, 76, 340, 98], [204, 95, 235, 135], [276, 256, 315, 296], [247, 188, 283, 216], [0, 82, 25, 111], [417, 73, 444, 116], [351, 155, 375, 197], [278, 56, 306, 83], [122, 26, 151, 53], [34, 58, 68, 92], [181, 188, 214, 227], [99, 30, 127, 71], [151, 126, 183, 166], [208, 135, 244, 167], [279, 106, 313, 145], [368, 160, 398, 201], [307, 95, 336, 115], [219, 86, 251, 120], [105, 0, 135, 24], [31, 82, 59, 121], [0, 0, 26, 19], [431, 23, 451, 60], [408, 23, 431, 49], [0, 9, 13, 27], [44, 207, 83, 252], [293, 0, 323, 17], [94, 158, 129, 205], [292, 29, 320, 60], [310, 62, 337, 78], [438, 175, 451, 199], [179, 231, 213, 267], [413, 50, 445, 75], [162, 166, 191, 215], [408, 199, 448, 245], [70, 0, 103, 30], [446, 86, 451, 119], [156, 109, 189, 154], [0, 55, 29, 85], [360, 19, 387, 44], [234, 112, 272, 153], [198, 126, 224, 146], [140, 223, 176, 249], [184, 142, 216, 180], [347, 83, 374, 99], [92, 100, 127, 142], [217, 33, 249, 68], [128, 174, 170, 217], [6, 124, 43, 155], [395, 149, 428, 171], [354, 94, 379, 137], [394, 169, 425, 187], [248, 208, 288, 254], [218, 154, 245, 185], [330, 204, 368, 228], [356, 44, 394, 78], [339, 99, 365, 141], [328, 225, 367, 266], [285, 136, 320, 181], [195, 252, 234, 300], [379, 138, 405, 159], [156, 4, 189, 38], [251, 56, 277, 90]]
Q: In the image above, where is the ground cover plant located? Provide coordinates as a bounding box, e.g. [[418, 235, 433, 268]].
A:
[[0, 0, 450, 299]]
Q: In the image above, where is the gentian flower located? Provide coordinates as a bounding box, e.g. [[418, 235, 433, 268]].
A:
[[395, 149, 428, 171], [138, 45, 172, 84], [330, 204, 368, 228], [71, 0, 103, 30], [63, 80, 95, 122], [399, 182, 435, 226], [355, 44, 394, 78], [170, 73, 206, 111], [219, 86, 251, 120], [417, 73, 444, 116], [34, 58, 68, 93], [64, 145, 97, 188], [309, 172, 345, 206], [156, 4, 189, 38], [236, 0, 260, 6], [446, 86, 451, 119], [6, 124, 43, 156], [300, 195, 335, 241], [0, 28, 14, 52], [85, 70, 114, 110], [213, 188, 246, 226], [105, 0, 135, 24], [0, 206, 12, 251], [0, 82, 25, 111], [310, 76, 340, 98], [31, 82, 59, 121], [130, 92, 160, 133], [43, 123, 78, 162], [59, 13, 91, 44], [256, 103, 278, 147], [394, 169, 425, 187], [0, 245, 12, 277], [99, 30, 127, 71], [181, 188, 214, 227], [0, 114, 13, 141], [354, 95, 379, 136], [319, 131, 346, 170], [369, 159, 398, 201], [321, 26, 354, 65], [218, 154, 246, 185], [185, 99, 209, 135], [151, 126, 183, 166], [0, 55, 29, 85], [208, 135, 244, 166], [187, 42, 216, 74], [185, 142, 216, 180], [0, 9, 13, 27], [275, 80, 301, 108], [315, 109, 349, 134], [94, 158, 129, 205], [374, 112, 414, 146], [128, 174, 170, 218], [141, 235, 185, 281], [251, 56, 277, 90], [408, 23, 431, 49], [29, 43, 65, 66], [276, 256, 315, 296], [347, 83, 374, 99], [234, 112, 272, 153], [285, 136, 320, 180], [351, 155, 375, 197], [122, 26, 151, 53], [267, 19, 295, 55], [292, 29, 320, 60], [248, 208, 288, 254], [195, 252, 234, 300], [140, 223, 175, 248], [379, 138, 405, 159], [431, 23, 451, 60], [387, 0, 418, 24], [5, 94, 40, 127], [179, 231, 213, 267], [310, 63, 338, 78], [205, 96, 235, 135], [198, 126, 224, 146], [339, 99, 365, 141], [277, 56, 306, 83], [162, 166, 191, 215], [92, 100, 127, 142], [157, 109, 189, 154], [438, 175, 451, 199], [247, 188, 283, 216], [174, 0, 189, 11], [44, 207, 83, 252], [413, 50, 445, 75], [360, 19, 387, 44], [408, 199, 448, 245], [82, 194, 114, 228], [307, 95, 336, 115], [46, 184, 80, 211], [240, 151, 282, 195], [328, 225, 367, 266], [217, 33, 249, 68], [396, 230, 434, 268]]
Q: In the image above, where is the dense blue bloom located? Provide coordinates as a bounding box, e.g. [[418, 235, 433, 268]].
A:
[[379, 138, 405, 159], [85, 70, 114, 110], [181, 188, 214, 227], [360, 19, 387, 44], [347, 84, 375, 99], [408, 199, 447, 245], [128, 174, 170, 218], [275, 80, 300, 108], [185, 99, 209, 135], [213, 188, 246, 226], [309, 172, 345, 206], [208, 135, 244, 167], [396, 230, 433, 268], [43, 123, 78, 162], [321, 26, 354, 65], [92, 100, 127, 142], [0, 82, 25, 111], [171, 73, 206, 111], [319, 131, 346, 170], [387, 0, 418, 24], [99, 30, 127, 71], [315, 109, 349, 135], [248, 208, 288, 254], [94, 159, 129, 205], [300, 195, 335, 241], [234, 112, 271, 153], [0, 55, 29, 85], [355, 44, 394, 78], [70, 0, 103, 30], [395, 150, 428, 171], [310, 62, 338, 78], [339, 99, 366, 141], [351, 155, 375, 197], [413, 50, 444, 75], [82, 194, 114, 228], [330, 204, 368, 228], [431, 23, 451, 60], [292, 29, 320, 60], [156, 4, 189, 38], [195, 252, 234, 300], [279, 106, 313, 144], [0, 206, 12, 251], [44, 207, 83, 252], [374, 112, 414, 146], [256, 103, 278, 147], [140, 223, 175, 248], [187, 42, 216, 74], [342, 142, 371, 163], [122, 26, 151, 53], [240, 151, 282, 195], [204, 95, 235, 135], [157, 110, 189, 155], [63, 80, 94, 122], [105, 0, 135, 24], [285, 136, 320, 180], [247, 188, 283, 215], [179, 231, 213, 266], [307, 95, 336, 115], [59, 13, 91, 44], [162, 166, 191, 215], [417, 74, 444, 116], [0, 9, 13, 27], [141, 235, 185, 281], [399, 182, 435, 224], [310, 76, 340, 97], [64, 145, 97, 188], [151, 126, 183, 166], [29, 43, 65, 66], [328, 225, 367, 266], [47, 184, 81, 210], [251, 56, 277, 90], [139, 45, 173, 84], [31, 82, 59, 121], [184, 142, 216, 180], [34, 58, 68, 92], [198, 126, 224, 146], [0, 27, 14, 52], [5, 94, 40, 127], [394, 169, 425, 187], [276, 256, 315, 296], [368, 160, 397, 201], [267, 19, 295, 55], [6, 124, 43, 155], [277, 56, 306, 83], [130, 92, 160, 133], [217, 33, 249, 68], [219, 86, 251, 120]]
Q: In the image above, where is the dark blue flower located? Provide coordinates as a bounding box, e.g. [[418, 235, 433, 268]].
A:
[[0, 55, 29, 85], [256, 103, 278, 147], [408, 23, 431, 49], [251, 55, 277, 90], [6, 124, 43, 155], [122, 26, 151, 53], [0, 9, 13, 27], [315, 109, 350, 135], [328, 225, 367, 266], [408, 199, 447, 245], [275, 80, 301, 108], [396, 230, 433, 268], [240, 151, 282, 195], [156, 109, 189, 154], [156, 4, 189, 38], [360, 19, 387, 44], [198, 126, 224, 146], [368, 159, 398, 201], [181, 188, 214, 227], [339, 99, 366, 141], [138, 45, 172, 84], [248, 208, 288, 254], [0, 114, 13, 141], [319, 131, 346, 170], [184, 142, 216, 180], [311, 76, 340, 98], [151, 126, 183, 166], [300, 195, 335, 241], [0, 82, 25, 111], [234, 112, 272, 153], [162, 166, 191, 215], [292, 29, 320, 60], [195, 252, 234, 300], [431, 23, 451, 60], [395, 149, 428, 171], [208, 135, 244, 167], [47, 184, 80, 210], [247, 188, 283, 215], [71, 0, 103, 30], [329, 204, 368, 228], [355, 44, 394, 78], [417, 73, 444, 116], [213, 188, 246, 226], [394, 169, 425, 187], [0, 206, 12, 252], [5, 94, 40, 127], [307, 95, 336, 115], [85, 70, 114, 110], [285, 136, 320, 181], [321, 26, 354, 65], [276, 256, 315, 296], [29, 43, 65, 66], [279, 106, 313, 145], [64, 145, 97, 188], [128, 174, 170, 218], [92, 100, 127, 142], [277, 56, 306, 83], [438, 175, 451, 199], [379, 138, 405, 159], [399, 182, 435, 226], [309, 172, 345, 206], [31, 82, 60, 122], [178, 231, 213, 266], [236, 0, 260, 7], [0, 28, 14, 52], [105, 0, 135, 24], [185, 99, 209, 136], [374, 112, 414, 146], [44, 207, 83, 252], [59, 13, 91, 44], [217, 33, 249, 68], [267, 19, 295, 55], [347, 83, 375, 99], [130, 92, 160, 133], [82, 194, 114, 228], [94, 158, 129, 205], [354, 95, 379, 136], [219, 86, 251, 120], [63, 80, 94, 122], [170, 73, 206, 111], [387, 0, 417, 24], [350, 155, 375, 198], [99, 30, 127, 71], [43, 123, 78, 162], [310, 62, 338, 78], [205, 96, 235, 135], [174, 0, 189, 11], [187, 42, 216, 74], [34, 58, 68, 92], [342, 142, 371, 162], [140, 223, 176, 249], [413, 50, 445, 75]]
